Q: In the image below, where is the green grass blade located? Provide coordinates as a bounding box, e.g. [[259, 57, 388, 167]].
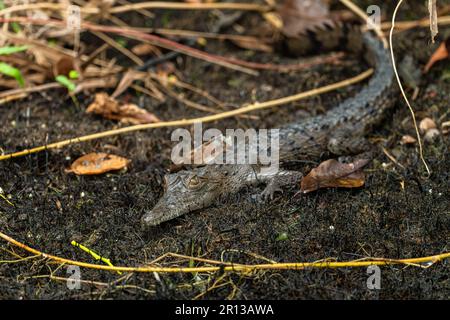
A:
[[0, 62, 25, 87], [0, 45, 28, 55], [56, 75, 76, 92]]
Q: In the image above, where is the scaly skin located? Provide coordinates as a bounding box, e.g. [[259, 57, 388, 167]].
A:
[[141, 31, 396, 228]]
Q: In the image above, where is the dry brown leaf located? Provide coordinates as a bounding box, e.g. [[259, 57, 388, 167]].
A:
[[278, 0, 334, 38], [53, 56, 81, 78], [86, 92, 160, 124], [5, 32, 69, 71], [66, 153, 130, 175], [54, 56, 74, 77], [300, 158, 370, 193], [3, 32, 91, 81], [424, 38, 450, 73]]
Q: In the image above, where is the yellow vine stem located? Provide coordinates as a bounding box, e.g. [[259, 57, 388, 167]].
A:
[[0, 231, 449, 273], [390, 0, 431, 176], [71, 241, 122, 275], [0, 69, 373, 161]]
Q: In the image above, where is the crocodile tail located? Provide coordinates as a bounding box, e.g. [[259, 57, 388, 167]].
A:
[[279, 22, 379, 68]]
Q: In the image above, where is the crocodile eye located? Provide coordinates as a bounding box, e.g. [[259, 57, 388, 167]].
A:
[[187, 175, 204, 190]]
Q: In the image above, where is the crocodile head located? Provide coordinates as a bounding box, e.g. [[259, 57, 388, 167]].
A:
[[141, 165, 234, 228]]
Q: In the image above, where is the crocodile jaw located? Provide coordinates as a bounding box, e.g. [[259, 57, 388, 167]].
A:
[[141, 166, 229, 228], [141, 192, 217, 228]]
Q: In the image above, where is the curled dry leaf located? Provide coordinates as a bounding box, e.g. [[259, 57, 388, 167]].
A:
[[424, 37, 450, 73], [66, 153, 130, 175], [278, 0, 334, 38], [53, 56, 80, 78], [86, 92, 160, 125], [300, 158, 370, 194]]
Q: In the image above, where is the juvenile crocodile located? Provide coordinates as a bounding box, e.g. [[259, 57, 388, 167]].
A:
[[141, 27, 397, 228]]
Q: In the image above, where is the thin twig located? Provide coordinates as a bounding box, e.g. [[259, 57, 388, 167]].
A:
[[0, 17, 343, 74], [162, 85, 223, 114], [0, 3, 99, 17], [0, 17, 257, 75], [0, 83, 62, 100], [0, 69, 374, 161], [376, 15, 450, 31], [382, 147, 406, 170], [390, 0, 431, 176], [0, 92, 28, 105], [91, 31, 144, 66], [109, 2, 271, 14]]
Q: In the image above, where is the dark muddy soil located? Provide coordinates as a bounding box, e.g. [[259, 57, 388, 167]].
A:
[[0, 1, 449, 299]]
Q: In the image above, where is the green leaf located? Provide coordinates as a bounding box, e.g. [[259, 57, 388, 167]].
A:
[[0, 62, 25, 87], [0, 45, 28, 55], [69, 70, 79, 79], [11, 22, 22, 33], [115, 37, 128, 48], [56, 75, 76, 92]]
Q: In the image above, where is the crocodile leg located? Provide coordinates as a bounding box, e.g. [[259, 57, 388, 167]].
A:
[[257, 170, 304, 201]]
